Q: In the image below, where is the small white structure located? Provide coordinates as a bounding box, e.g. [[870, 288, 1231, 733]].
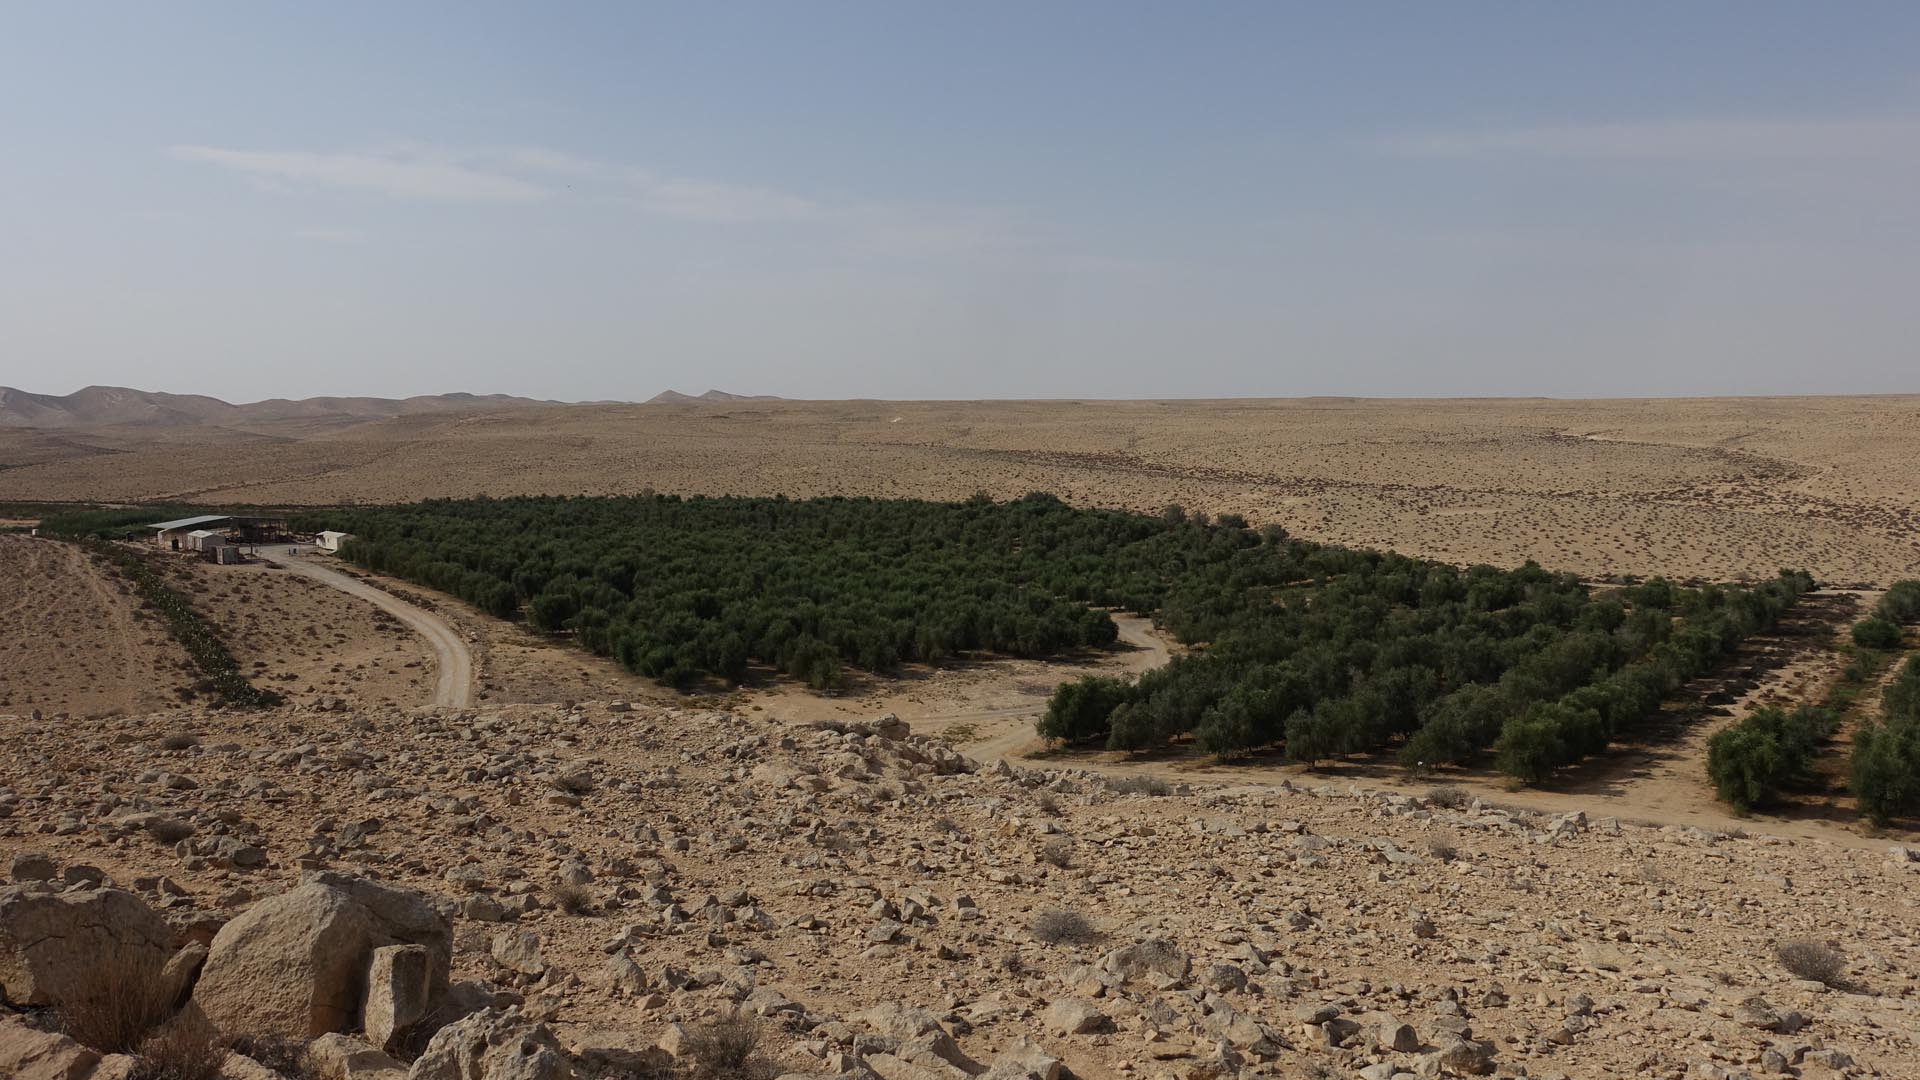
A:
[[184, 529, 228, 553], [316, 531, 354, 553]]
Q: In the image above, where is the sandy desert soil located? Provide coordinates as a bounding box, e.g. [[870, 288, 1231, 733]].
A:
[[3, 702, 1917, 1079], [2, 396, 1917, 585], [0, 534, 194, 716], [151, 556, 437, 710]]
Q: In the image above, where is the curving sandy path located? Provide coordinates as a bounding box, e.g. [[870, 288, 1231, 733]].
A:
[[254, 549, 474, 707], [951, 615, 1169, 762]]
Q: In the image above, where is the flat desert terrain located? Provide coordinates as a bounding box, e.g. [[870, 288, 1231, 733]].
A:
[[4, 395, 1916, 585]]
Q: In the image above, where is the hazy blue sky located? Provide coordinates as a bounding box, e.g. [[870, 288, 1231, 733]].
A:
[[4, 3, 1918, 401]]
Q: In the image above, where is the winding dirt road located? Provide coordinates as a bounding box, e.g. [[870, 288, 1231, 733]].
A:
[[255, 549, 474, 707]]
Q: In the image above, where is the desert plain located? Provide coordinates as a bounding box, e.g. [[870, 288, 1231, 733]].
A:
[[2, 391, 1919, 1080]]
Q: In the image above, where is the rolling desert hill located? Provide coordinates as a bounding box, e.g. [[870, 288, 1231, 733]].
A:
[[646, 388, 788, 404], [0, 384, 572, 430]]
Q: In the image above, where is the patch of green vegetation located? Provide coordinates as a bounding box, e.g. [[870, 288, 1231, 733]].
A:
[[37, 505, 219, 539], [1707, 704, 1838, 812], [308, 494, 1813, 781], [1852, 654, 1920, 826]]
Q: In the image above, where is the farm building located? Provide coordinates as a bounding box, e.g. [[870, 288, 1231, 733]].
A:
[[316, 531, 354, 553], [146, 513, 292, 551], [183, 529, 228, 553], [148, 515, 232, 551]]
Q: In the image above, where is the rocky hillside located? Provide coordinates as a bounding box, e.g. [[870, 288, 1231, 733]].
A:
[[1, 701, 1915, 1080]]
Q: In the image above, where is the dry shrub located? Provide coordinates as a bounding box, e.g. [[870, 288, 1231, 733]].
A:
[[935, 722, 979, 745], [1033, 792, 1060, 816], [228, 1035, 317, 1078], [129, 1017, 227, 1080], [1777, 939, 1846, 986], [1038, 836, 1073, 869], [551, 881, 594, 915], [1425, 834, 1459, 862], [1107, 774, 1172, 796], [55, 950, 173, 1053], [1030, 908, 1099, 945], [682, 1010, 776, 1080], [1425, 785, 1472, 810]]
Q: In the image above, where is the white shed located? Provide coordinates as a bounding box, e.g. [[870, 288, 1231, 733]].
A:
[[316, 531, 354, 553], [185, 529, 228, 552]]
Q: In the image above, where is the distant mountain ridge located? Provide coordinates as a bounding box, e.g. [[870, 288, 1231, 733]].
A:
[[646, 389, 785, 405], [0, 385, 574, 429]]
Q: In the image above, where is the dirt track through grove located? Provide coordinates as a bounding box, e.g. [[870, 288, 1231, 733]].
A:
[[254, 550, 474, 707]]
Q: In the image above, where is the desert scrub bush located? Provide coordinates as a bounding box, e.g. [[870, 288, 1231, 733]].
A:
[[1425, 834, 1459, 862], [228, 1035, 317, 1078], [1038, 836, 1073, 868], [1033, 792, 1060, 816], [1030, 908, 1100, 945], [1706, 705, 1836, 812], [1776, 939, 1846, 986], [551, 882, 594, 915], [130, 1017, 227, 1080], [1875, 580, 1920, 624], [1106, 774, 1172, 796], [53, 949, 173, 1053], [1853, 617, 1903, 650], [1425, 785, 1472, 810], [934, 722, 979, 746], [682, 1010, 776, 1080]]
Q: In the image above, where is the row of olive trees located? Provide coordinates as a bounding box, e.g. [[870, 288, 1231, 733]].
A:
[[1044, 564, 1818, 782], [1705, 579, 1918, 821], [1849, 580, 1920, 825], [303, 492, 1280, 691]]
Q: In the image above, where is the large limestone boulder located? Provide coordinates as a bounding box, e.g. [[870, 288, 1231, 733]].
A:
[[0, 886, 175, 1006], [193, 883, 375, 1037], [305, 872, 453, 1002], [193, 876, 453, 1040], [408, 1007, 574, 1080]]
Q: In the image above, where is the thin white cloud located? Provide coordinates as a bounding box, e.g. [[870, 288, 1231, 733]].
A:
[[168, 145, 549, 202], [168, 140, 1052, 257], [1377, 113, 1920, 164], [634, 178, 822, 223]]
